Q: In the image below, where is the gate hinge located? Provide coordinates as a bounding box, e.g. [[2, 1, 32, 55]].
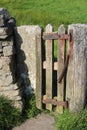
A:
[[42, 95, 69, 109]]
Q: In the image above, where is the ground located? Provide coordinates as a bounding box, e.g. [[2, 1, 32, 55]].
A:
[[12, 113, 56, 130]]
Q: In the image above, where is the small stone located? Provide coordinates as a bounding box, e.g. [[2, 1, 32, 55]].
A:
[[3, 45, 14, 56], [8, 17, 16, 27], [1, 40, 13, 47], [0, 90, 19, 98], [0, 84, 19, 91], [1, 56, 11, 65], [0, 73, 13, 86], [0, 27, 13, 39]]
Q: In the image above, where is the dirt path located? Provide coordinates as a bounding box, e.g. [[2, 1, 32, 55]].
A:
[[12, 113, 56, 130]]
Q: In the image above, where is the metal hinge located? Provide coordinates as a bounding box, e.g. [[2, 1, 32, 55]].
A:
[[42, 95, 69, 109]]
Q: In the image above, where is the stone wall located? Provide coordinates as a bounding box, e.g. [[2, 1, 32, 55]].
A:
[[0, 8, 42, 109], [0, 8, 22, 108]]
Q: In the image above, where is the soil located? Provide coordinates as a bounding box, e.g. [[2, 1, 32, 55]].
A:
[[12, 113, 56, 130]]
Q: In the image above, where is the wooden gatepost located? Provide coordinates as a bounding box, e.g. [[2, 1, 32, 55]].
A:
[[36, 24, 87, 113]]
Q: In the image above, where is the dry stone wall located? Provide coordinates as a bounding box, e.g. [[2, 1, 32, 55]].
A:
[[0, 8, 22, 108]]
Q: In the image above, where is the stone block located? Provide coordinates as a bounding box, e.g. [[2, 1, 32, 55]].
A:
[[2, 58, 16, 74], [0, 90, 19, 99], [1, 37, 14, 47], [1, 56, 11, 65], [0, 84, 19, 91], [0, 73, 13, 86], [0, 27, 13, 39], [3, 45, 15, 56]]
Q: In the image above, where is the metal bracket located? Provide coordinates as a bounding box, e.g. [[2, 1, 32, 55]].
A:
[[42, 95, 69, 109]]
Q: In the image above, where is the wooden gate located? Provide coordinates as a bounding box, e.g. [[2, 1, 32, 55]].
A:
[[36, 24, 73, 113]]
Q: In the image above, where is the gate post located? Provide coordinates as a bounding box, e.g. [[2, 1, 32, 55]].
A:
[[36, 26, 43, 109], [66, 24, 87, 112]]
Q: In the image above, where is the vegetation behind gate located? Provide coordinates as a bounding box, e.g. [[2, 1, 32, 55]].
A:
[[0, 0, 87, 29]]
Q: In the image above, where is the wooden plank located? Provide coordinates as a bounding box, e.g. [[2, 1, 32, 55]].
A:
[[57, 25, 66, 113], [43, 61, 58, 71], [45, 24, 54, 110], [43, 32, 69, 40], [43, 31, 58, 40], [36, 26, 43, 109]]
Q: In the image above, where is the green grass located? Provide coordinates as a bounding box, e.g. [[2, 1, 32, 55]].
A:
[[0, 0, 87, 29], [0, 96, 22, 130], [0, 95, 41, 130], [55, 109, 87, 130], [22, 94, 41, 119]]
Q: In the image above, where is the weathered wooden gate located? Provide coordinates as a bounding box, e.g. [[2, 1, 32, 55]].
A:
[[36, 24, 73, 113]]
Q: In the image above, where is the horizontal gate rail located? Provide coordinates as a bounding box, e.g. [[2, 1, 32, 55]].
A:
[[43, 32, 70, 40]]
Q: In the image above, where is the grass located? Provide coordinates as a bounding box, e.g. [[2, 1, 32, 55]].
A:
[[0, 94, 87, 130], [0, 96, 22, 130], [22, 94, 41, 119], [0, 95, 40, 130], [55, 108, 87, 130], [0, 0, 87, 29]]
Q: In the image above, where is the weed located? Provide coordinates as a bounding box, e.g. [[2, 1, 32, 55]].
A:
[[22, 94, 41, 119], [0, 96, 22, 130], [0, 94, 41, 130]]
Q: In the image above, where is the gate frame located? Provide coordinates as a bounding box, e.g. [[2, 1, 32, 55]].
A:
[[36, 24, 73, 113]]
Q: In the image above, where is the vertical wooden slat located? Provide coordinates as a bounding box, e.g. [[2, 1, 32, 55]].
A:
[[57, 25, 66, 113], [36, 26, 42, 109], [46, 24, 54, 110]]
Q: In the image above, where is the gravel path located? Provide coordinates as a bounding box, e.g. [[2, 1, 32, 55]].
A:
[[12, 113, 56, 130]]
